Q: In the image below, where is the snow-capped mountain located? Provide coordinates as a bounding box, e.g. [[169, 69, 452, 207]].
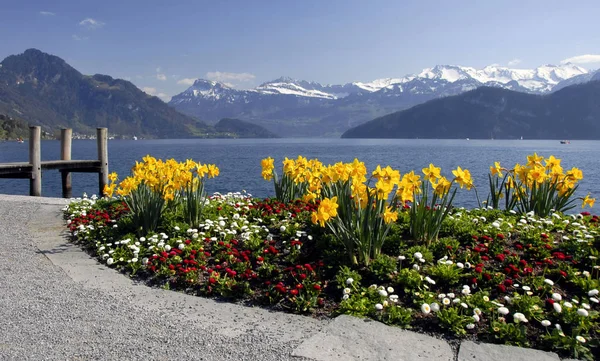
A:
[[169, 63, 589, 137]]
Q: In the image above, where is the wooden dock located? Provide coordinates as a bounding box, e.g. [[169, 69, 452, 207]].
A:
[[0, 126, 109, 198]]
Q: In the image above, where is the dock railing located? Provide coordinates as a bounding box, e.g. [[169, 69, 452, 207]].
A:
[[0, 126, 108, 198]]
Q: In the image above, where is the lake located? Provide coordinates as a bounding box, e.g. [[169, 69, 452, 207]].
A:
[[1, 138, 599, 208]]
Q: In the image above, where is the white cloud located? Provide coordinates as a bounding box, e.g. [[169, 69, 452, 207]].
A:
[[155, 67, 167, 81], [560, 54, 600, 65], [142, 87, 157, 95], [72, 34, 89, 41], [507, 58, 521, 66], [79, 18, 105, 29], [39, 11, 55, 16], [177, 78, 196, 86], [123, 76, 132, 81], [206, 71, 256, 83], [142, 87, 171, 102]]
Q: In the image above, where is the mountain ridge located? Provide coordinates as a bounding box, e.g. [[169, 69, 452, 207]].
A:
[[169, 63, 588, 137], [0, 49, 274, 139], [341, 80, 600, 139]]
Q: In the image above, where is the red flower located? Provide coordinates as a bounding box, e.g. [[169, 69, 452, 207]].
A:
[[497, 284, 507, 293], [481, 255, 490, 261], [519, 260, 527, 267], [313, 284, 322, 291], [299, 273, 307, 280], [504, 279, 513, 286], [559, 270, 567, 278], [497, 233, 505, 240], [290, 289, 299, 296], [475, 267, 483, 273], [483, 273, 492, 281], [495, 254, 506, 262]]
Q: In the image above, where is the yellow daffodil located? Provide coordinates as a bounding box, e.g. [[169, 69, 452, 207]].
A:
[[490, 162, 503, 177], [382, 206, 398, 224], [582, 194, 596, 208]]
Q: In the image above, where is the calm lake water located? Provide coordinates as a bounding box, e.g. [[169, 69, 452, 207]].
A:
[[1, 138, 599, 208]]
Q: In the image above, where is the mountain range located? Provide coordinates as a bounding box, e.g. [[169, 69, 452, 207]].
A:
[[341, 80, 600, 139], [0, 49, 274, 139], [170, 63, 590, 137]]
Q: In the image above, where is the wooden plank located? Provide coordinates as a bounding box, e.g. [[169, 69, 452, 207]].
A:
[[41, 160, 101, 170], [0, 172, 31, 179]]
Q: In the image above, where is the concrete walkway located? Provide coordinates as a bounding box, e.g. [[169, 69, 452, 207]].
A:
[[0, 194, 582, 361]]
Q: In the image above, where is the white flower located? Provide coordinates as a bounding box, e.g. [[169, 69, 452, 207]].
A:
[[576, 336, 586, 343], [414, 252, 423, 260], [387, 287, 394, 293], [552, 293, 562, 301], [375, 303, 384, 311], [378, 289, 388, 297], [563, 302, 573, 309], [178, 243, 185, 250], [447, 292, 455, 299], [421, 303, 431, 314], [342, 294, 349, 300], [389, 295, 399, 302], [430, 302, 440, 312], [590, 297, 599, 304], [513, 312, 528, 323], [582, 303, 591, 310], [425, 276, 436, 285], [438, 293, 446, 299], [466, 323, 475, 330], [541, 320, 551, 327], [106, 258, 114, 265], [398, 255, 406, 261], [442, 298, 451, 306], [483, 296, 489, 302], [462, 288, 471, 295], [473, 308, 482, 315], [544, 279, 554, 286], [131, 258, 138, 263], [472, 314, 480, 322], [577, 309, 589, 317], [346, 278, 354, 285], [460, 302, 468, 309], [589, 289, 599, 297], [553, 303, 562, 313], [498, 307, 509, 315], [521, 286, 531, 291], [164, 245, 172, 252], [412, 264, 420, 271], [343, 288, 351, 295], [456, 262, 464, 269], [465, 262, 472, 269], [280, 225, 286, 232], [174, 226, 180, 231]]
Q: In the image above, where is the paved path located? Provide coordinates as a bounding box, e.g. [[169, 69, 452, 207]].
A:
[[0, 194, 582, 361]]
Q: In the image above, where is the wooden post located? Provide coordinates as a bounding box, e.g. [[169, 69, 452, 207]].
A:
[[60, 128, 72, 198], [29, 126, 41, 196], [97, 128, 108, 197]]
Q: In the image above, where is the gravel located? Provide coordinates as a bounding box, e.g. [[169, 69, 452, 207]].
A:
[[0, 195, 319, 360]]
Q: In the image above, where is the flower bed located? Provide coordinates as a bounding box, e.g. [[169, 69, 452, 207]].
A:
[[64, 154, 599, 360]]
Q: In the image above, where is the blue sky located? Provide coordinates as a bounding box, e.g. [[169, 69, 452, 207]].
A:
[[1, 0, 600, 101]]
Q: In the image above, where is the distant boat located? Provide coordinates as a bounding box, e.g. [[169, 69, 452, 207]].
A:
[[132, 135, 138, 140], [17, 138, 24, 143], [560, 140, 570, 144], [466, 138, 470, 140], [520, 136, 523, 140]]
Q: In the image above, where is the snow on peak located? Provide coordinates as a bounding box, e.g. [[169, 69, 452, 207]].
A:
[[175, 63, 588, 102]]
